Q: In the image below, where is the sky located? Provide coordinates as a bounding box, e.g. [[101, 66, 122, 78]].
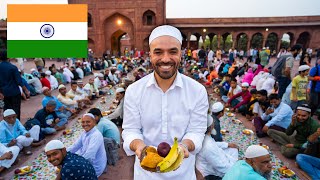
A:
[[1, 0, 320, 19]]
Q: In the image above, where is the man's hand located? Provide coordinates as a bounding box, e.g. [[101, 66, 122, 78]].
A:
[[25, 133, 31, 138], [70, 109, 76, 114], [285, 144, 294, 148], [225, 103, 230, 108], [262, 125, 269, 133], [266, 107, 274, 115], [179, 144, 189, 158], [8, 139, 17, 147], [130, 139, 146, 160], [291, 114, 297, 126], [55, 118, 60, 123], [2, 151, 13, 160], [228, 143, 239, 149], [25, 90, 30, 98]]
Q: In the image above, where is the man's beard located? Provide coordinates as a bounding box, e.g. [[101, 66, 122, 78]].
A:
[[253, 164, 272, 180], [152, 60, 179, 79]]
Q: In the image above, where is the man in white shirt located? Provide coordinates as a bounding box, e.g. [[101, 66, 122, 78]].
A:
[[207, 49, 214, 68], [45, 70, 59, 90], [76, 65, 84, 79], [196, 110, 238, 179], [122, 25, 208, 179]]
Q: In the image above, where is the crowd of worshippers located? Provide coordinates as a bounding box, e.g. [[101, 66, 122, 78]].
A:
[[183, 44, 320, 179]]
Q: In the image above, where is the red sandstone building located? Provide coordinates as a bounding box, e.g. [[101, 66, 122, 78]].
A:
[[0, 0, 320, 56]]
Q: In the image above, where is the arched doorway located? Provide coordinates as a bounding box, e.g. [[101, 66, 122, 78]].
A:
[[103, 13, 134, 56], [221, 32, 232, 52], [142, 10, 156, 26], [236, 33, 248, 51], [296, 32, 311, 48], [88, 13, 93, 27], [265, 33, 278, 52], [251, 33, 263, 49], [189, 34, 198, 50]]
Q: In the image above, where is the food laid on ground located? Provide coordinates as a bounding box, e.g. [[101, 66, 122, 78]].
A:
[[278, 166, 295, 177], [213, 88, 220, 93], [232, 119, 243, 124], [227, 113, 235, 117], [220, 129, 229, 135], [63, 129, 73, 135], [225, 108, 230, 112], [258, 143, 269, 150], [140, 137, 184, 173], [242, 129, 254, 135], [14, 166, 32, 175], [101, 110, 112, 116]]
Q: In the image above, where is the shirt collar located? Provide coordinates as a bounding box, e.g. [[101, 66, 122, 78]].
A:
[[84, 126, 97, 136], [146, 72, 183, 89]]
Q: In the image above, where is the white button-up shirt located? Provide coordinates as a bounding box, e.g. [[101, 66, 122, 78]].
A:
[[122, 72, 208, 180]]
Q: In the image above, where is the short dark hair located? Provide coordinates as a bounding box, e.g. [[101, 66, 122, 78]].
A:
[[230, 78, 237, 83], [225, 74, 232, 78], [88, 108, 102, 117], [257, 89, 268, 97], [71, 81, 77, 85], [269, 93, 280, 100], [291, 44, 302, 52], [41, 73, 46, 78], [250, 89, 257, 94]]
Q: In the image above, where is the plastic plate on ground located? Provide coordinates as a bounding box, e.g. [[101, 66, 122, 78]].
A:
[[232, 119, 243, 124], [102, 110, 112, 116], [63, 129, 73, 135], [220, 129, 229, 135], [15, 166, 33, 175], [227, 113, 235, 117], [258, 143, 269, 150], [242, 129, 254, 135], [278, 167, 295, 177]]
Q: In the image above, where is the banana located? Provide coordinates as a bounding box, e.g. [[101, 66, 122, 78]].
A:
[[156, 137, 179, 172], [161, 146, 184, 172]]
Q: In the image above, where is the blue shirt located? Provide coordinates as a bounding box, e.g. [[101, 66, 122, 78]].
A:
[[117, 64, 123, 72], [0, 119, 28, 145], [60, 152, 97, 180], [261, 102, 293, 129], [34, 108, 59, 128], [309, 65, 320, 92], [222, 81, 230, 91], [0, 61, 23, 96], [96, 117, 121, 144], [223, 160, 266, 180], [42, 96, 65, 111]]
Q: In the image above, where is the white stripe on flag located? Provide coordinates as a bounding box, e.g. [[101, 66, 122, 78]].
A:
[[7, 22, 87, 40]]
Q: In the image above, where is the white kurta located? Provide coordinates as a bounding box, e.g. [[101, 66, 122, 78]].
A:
[[122, 72, 208, 180], [0, 144, 20, 168]]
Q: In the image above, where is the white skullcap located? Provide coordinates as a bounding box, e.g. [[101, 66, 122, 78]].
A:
[[116, 88, 125, 93], [241, 82, 249, 87], [211, 102, 224, 113], [3, 109, 16, 117], [42, 87, 50, 92], [298, 65, 310, 72], [30, 68, 36, 72], [207, 115, 214, 127], [82, 113, 95, 119], [149, 25, 182, 45], [45, 140, 65, 152], [245, 145, 269, 158], [98, 73, 104, 78], [45, 70, 51, 75], [58, 84, 66, 90]]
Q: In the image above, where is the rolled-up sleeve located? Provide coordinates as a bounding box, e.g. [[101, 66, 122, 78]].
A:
[[122, 86, 144, 156], [182, 87, 208, 155]]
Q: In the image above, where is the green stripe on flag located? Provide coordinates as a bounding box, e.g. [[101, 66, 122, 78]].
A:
[[7, 40, 88, 58]]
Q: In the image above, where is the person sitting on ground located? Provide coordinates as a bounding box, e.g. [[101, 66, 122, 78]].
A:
[[88, 108, 121, 145], [210, 102, 225, 142], [242, 68, 254, 85], [52, 67, 65, 85], [0, 142, 20, 173], [106, 88, 125, 126], [40, 72, 51, 90], [218, 74, 231, 96], [252, 90, 269, 120], [84, 78, 101, 99], [67, 113, 106, 177], [244, 89, 258, 119], [69, 66, 80, 81], [67, 81, 91, 108], [226, 82, 252, 114], [45, 140, 98, 180], [76, 65, 84, 79], [254, 93, 293, 138], [260, 72, 276, 95], [63, 66, 73, 84], [45, 70, 59, 90], [221, 78, 242, 103], [94, 73, 108, 95], [42, 87, 75, 119], [268, 104, 320, 158], [223, 145, 272, 180], [34, 100, 67, 135], [205, 66, 218, 86], [0, 109, 43, 155], [57, 84, 84, 110], [296, 127, 320, 179], [196, 110, 238, 180]]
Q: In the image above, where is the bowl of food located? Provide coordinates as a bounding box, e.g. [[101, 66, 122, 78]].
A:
[[278, 166, 295, 177], [140, 137, 184, 173], [258, 143, 269, 150], [242, 129, 254, 135], [227, 113, 235, 117], [232, 119, 242, 124], [14, 166, 33, 176], [220, 129, 229, 135], [102, 111, 112, 116], [63, 129, 73, 135]]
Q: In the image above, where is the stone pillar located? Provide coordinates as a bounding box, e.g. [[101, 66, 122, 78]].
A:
[[246, 36, 251, 52], [187, 32, 191, 49], [217, 34, 221, 49], [277, 38, 282, 52], [232, 34, 237, 49], [201, 34, 206, 48]]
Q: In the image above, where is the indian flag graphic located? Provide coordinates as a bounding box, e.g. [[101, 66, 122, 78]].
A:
[[7, 4, 88, 58]]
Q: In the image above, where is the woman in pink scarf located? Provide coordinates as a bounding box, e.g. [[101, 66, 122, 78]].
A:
[[242, 68, 254, 84], [253, 64, 263, 77]]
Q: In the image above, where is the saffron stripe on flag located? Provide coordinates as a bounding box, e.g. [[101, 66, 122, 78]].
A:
[[7, 4, 87, 22], [7, 40, 88, 58]]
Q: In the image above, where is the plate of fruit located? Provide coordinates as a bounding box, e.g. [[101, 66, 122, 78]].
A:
[[14, 166, 33, 175], [278, 166, 295, 177], [242, 129, 254, 135], [140, 137, 184, 173], [63, 129, 73, 135]]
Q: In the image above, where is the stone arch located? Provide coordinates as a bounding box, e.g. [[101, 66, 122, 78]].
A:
[[142, 10, 156, 26], [103, 13, 134, 56], [296, 31, 311, 48], [88, 13, 93, 27], [221, 32, 232, 51], [236, 32, 248, 51], [265, 32, 278, 51], [251, 32, 263, 49]]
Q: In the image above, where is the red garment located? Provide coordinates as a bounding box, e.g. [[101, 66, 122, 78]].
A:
[[228, 90, 252, 109], [40, 77, 51, 89]]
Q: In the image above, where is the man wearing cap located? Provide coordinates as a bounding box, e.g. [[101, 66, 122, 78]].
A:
[[107, 88, 125, 126], [0, 49, 29, 120], [0, 142, 20, 173], [40, 72, 51, 90], [122, 25, 208, 179], [196, 110, 238, 179], [67, 113, 106, 177], [0, 109, 42, 155], [290, 65, 310, 110], [84, 78, 101, 99], [45, 70, 59, 90], [268, 104, 320, 158], [211, 102, 225, 142], [223, 145, 272, 180], [76, 65, 84, 79], [34, 100, 68, 135], [57, 84, 82, 110], [256, 94, 293, 137], [94, 73, 108, 95], [67, 81, 91, 108], [226, 82, 252, 114], [45, 140, 97, 180]]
